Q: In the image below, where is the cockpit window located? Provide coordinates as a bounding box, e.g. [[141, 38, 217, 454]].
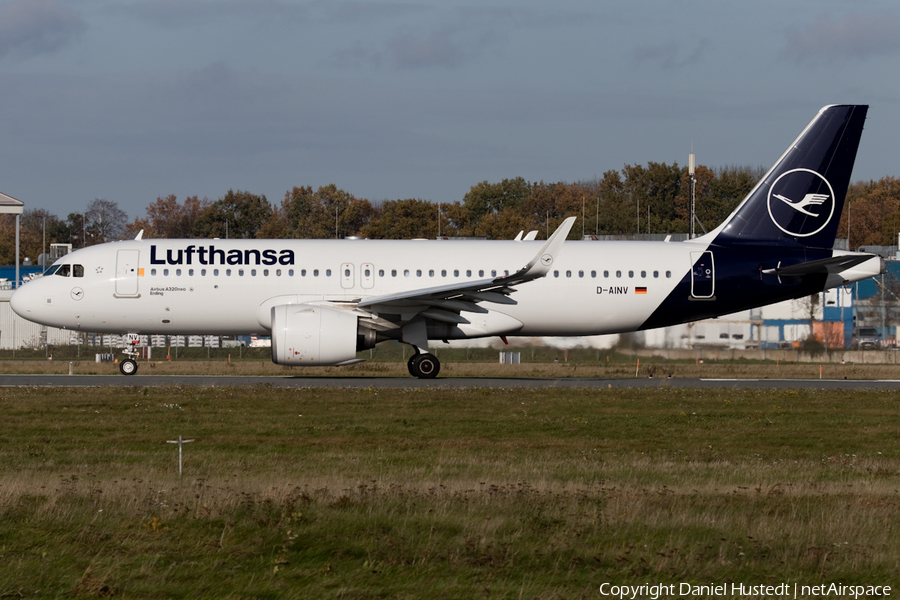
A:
[[52, 264, 84, 277]]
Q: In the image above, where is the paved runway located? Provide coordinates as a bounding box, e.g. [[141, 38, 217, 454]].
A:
[[1, 374, 900, 389]]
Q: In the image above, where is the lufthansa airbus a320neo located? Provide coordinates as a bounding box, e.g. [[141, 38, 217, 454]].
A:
[[11, 105, 883, 378]]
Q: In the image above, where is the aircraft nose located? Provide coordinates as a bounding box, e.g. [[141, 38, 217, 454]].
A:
[[10, 281, 44, 321]]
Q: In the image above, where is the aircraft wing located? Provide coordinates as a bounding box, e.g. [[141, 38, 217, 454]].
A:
[[356, 216, 576, 325]]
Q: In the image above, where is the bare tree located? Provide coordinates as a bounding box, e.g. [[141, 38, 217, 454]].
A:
[[85, 198, 127, 244]]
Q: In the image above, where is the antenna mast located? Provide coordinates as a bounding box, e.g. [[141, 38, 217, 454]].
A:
[[689, 151, 696, 239]]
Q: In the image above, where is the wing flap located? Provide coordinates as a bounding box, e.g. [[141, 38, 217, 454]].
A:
[[420, 309, 471, 324]]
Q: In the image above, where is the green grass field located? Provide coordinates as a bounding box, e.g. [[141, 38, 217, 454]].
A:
[[1, 384, 898, 598], [3, 343, 900, 380]]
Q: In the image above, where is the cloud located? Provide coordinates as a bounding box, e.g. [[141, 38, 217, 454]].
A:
[[333, 7, 515, 70], [0, 0, 86, 59], [314, 1, 428, 25], [783, 12, 900, 64], [328, 22, 495, 70], [385, 26, 471, 69], [327, 6, 601, 71], [112, 0, 306, 28], [632, 40, 708, 70], [328, 43, 383, 69], [116, 0, 429, 29]]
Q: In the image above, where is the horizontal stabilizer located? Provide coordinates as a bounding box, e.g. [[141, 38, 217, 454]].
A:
[[762, 254, 874, 277]]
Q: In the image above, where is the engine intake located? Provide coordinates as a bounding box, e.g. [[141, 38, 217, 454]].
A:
[[271, 305, 376, 366]]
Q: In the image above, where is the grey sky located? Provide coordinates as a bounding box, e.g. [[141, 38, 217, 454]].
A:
[[1, 0, 898, 221]]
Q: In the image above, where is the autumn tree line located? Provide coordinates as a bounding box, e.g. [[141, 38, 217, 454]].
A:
[[3, 163, 900, 265]]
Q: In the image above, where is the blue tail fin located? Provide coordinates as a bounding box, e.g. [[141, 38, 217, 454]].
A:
[[712, 104, 867, 249]]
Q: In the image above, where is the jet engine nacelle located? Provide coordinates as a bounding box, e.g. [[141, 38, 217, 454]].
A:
[[270, 305, 376, 366]]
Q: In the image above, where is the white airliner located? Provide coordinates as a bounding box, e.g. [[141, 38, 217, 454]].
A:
[[10, 105, 883, 377]]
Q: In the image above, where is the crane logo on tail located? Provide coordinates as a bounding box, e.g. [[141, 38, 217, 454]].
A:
[[767, 168, 835, 238]]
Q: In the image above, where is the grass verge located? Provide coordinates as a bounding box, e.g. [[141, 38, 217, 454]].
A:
[[0, 385, 898, 597], [2, 354, 900, 379]]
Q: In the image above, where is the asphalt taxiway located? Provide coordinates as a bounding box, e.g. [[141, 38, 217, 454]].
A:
[[1, 374, 900, 389]]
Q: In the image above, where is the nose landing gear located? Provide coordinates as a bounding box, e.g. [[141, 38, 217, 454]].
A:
[[119, 358, 138, 375], [118, 333, 141, 376]]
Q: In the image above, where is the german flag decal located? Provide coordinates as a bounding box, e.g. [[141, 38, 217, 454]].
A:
[[635, 287, 647, 294]]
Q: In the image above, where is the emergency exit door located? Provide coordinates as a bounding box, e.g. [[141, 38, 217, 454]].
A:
[[690, 251, 715, 299]]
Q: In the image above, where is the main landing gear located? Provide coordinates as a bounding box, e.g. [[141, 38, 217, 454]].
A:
[[407, 352, 440, 379]]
